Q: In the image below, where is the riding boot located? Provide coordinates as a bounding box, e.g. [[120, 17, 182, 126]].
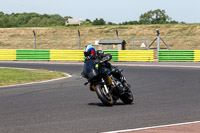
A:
[[89, 84, 95, 91], [115, 81, 124, 95], [119, 74, 131, 93]]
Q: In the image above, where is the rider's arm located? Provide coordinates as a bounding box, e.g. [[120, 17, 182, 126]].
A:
[[100, 54, 112, 63]]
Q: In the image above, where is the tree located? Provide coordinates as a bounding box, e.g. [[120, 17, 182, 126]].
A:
[[120, 21, 139, 25], [0, 12, 4, 17], [0, 11, 68, 27], [107, 22, 117, 25], [27, 17, 41, 27], [47, 18, 57, 26], [139, 9, 171, 24], [82, 21, 92, 26], [0, 16, 13, 27], [0, 17, 7, 27], [16, 13, 39, 26], [64, 16, 72, 21], [170, 20, 179, 24], [50, 14, 64, 21], [85, 19, 92, 23], [92, 18, 106, 25]]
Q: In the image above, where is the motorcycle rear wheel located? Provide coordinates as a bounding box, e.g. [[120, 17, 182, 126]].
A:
[[96, 84, 113, 106], [120, 82, 134, 104], [120, 90, 134, 104]]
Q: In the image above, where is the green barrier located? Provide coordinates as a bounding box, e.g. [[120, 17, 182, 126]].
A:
[[103, 50, 118, 61], [159, 50, 194, 62], [16, 50, 50, 60]]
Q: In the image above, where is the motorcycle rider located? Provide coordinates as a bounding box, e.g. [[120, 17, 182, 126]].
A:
[[83, 45, 130, 92]]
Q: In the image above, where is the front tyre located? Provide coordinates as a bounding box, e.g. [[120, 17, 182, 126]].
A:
[[96, 84, 113, 106]]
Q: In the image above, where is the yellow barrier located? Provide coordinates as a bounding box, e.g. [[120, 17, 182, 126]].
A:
[[0, 50, 16, 60], [118, 50, 154, 62], [50, 50, 84, 61], [194, 50, 200, 62]]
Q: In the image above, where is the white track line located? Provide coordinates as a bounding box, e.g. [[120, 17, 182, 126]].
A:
[[0, 67, 72, 88], [103, 121, 200, 133]]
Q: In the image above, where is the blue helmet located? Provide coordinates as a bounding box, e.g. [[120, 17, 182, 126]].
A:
[[84, 45, 95, 58]]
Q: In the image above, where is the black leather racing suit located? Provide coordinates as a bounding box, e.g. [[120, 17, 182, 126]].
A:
[[84, 50, 128, 91]]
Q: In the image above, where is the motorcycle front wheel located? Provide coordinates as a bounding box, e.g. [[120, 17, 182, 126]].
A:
[[96, 84, 113, 106]]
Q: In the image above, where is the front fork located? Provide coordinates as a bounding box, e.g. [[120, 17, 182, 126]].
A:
[[86, 77, 112, 92], [101, 75, 115, 95], [102, 78, 109, 94], [90, 76, 117, 94]]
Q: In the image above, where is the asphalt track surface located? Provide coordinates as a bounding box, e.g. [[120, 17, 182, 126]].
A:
[[0, 61, 200, 133]]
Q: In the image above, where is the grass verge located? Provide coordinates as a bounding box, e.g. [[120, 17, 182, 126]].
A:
[[0, 67, 67, 86], [0, 24, 200, 50]]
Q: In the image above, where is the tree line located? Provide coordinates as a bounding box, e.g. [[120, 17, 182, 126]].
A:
[[0, 12, 72, 27], [0, 9, 184, 28]]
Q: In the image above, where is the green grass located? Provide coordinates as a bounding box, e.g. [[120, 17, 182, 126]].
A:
[[0, 67, 67, 86]]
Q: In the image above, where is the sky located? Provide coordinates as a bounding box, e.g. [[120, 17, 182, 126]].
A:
[[1, 0, 200, 23]]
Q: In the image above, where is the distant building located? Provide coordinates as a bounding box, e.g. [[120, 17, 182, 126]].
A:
[[65, 19, 84, 26], [98, 39, 126, 50]]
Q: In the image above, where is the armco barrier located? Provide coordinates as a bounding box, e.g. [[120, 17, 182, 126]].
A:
[[1, 49, 200, 62], [2, 49, 200, 62], [118, 50, 154, 62], [16, 50, 50, 60], [50, 50, 84, 61], [159, 50, 194, 62], [194, 50, 200, 62], [0, 50, 16, 60], [0, 49, 154, 62]]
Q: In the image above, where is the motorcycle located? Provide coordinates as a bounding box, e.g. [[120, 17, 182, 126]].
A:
[[81, 59, 134, 106]]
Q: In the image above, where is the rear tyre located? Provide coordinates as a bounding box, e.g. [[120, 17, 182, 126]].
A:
[[96, 84, 113, 106], [120, 91, 134, 104]]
